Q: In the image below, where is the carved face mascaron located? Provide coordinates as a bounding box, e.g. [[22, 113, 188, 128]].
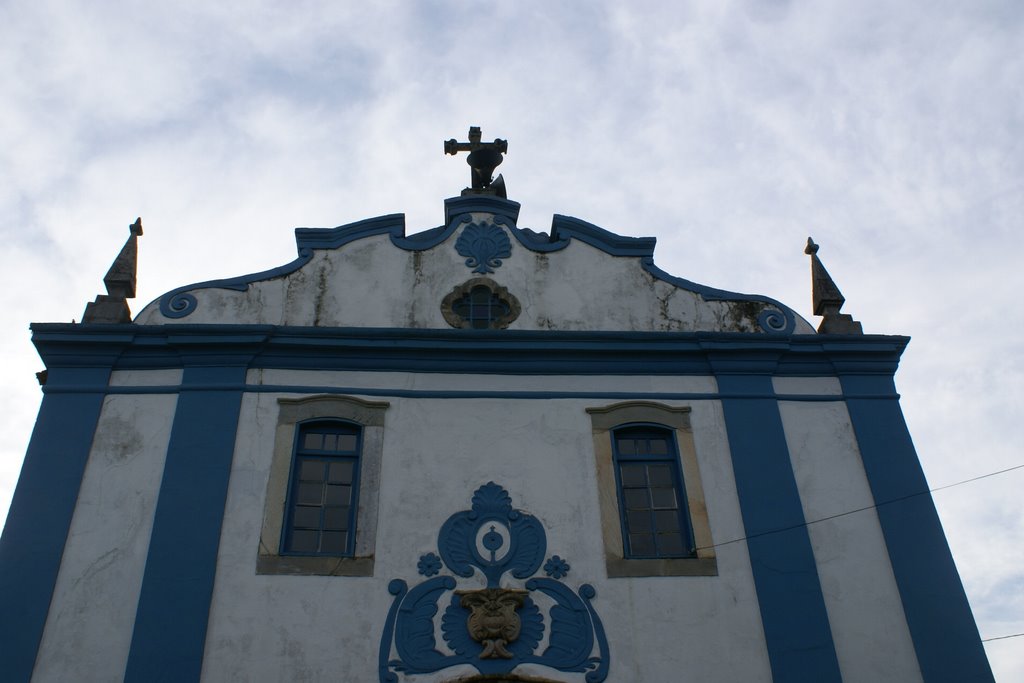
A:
[[457, 588, 528, 659]]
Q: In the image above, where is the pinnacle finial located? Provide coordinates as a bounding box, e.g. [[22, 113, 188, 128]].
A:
[[805, 236, 863, 335], [82, 217, 143, 324]]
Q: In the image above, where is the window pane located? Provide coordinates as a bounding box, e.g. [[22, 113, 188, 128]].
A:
[[649, 439, 669, 455], [303, 433, 323, 450], [335, 434, 358, 452], [654, 510, 681, 532], [620, 464, 646, 487], [321, 433, 337, 451], [289, 529, 318, 553], [629, 533, 655, 556], [325, 484, 351, 505], [657, 532, 685, 556], [293, 506, 321, 529], [321, 531, 347, 553], [626, 510, 652, 532], [651, 487, 677, 509], [616, 439, 636, 456], [299, 460, 325, 482], [648, 464, 673, 487], [297, 482, 323, 505], [623, 488, 650, 510], [324, 507, 350, 531], [328, 461, 354, 483]]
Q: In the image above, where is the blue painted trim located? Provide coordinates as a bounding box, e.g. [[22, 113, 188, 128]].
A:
[[32, 323, 909, 379], [444, 195, 521, 225], [38, 382, 900, 402], [642, 258, 795, 334], [718, 375, 842, 681], [841, 375, 994, 681], [295, 214, 407, 250], [551, 214, 658, 255], [124, 366, 246, 683], [158, 249, 315, 318], [0, 367, 112, 683]]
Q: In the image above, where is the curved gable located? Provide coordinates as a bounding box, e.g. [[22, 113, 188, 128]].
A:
[[134, 196, 813, 334]]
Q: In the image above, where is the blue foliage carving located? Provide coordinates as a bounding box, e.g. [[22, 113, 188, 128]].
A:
[[543, 555, 571, 579], [437, 482, 545, 587], [417, 553, 441, 577], [456, 222, 512, 273], [392, 576, 461, 674], [525, 578, 594, 669], [380, 483, 610, 682]]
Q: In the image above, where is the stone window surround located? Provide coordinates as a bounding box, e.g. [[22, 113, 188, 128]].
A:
[[441, 277, 521, 329], [258, 395, 389, 576], [587, 401, 717, 577]]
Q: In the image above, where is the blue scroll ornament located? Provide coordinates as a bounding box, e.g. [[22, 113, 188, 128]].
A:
[[379, 482, 610, 682], [455, 222, 512, 274]]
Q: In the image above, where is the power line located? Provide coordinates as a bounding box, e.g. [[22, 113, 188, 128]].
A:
[[696, 463, 1024, 552], [982, 632, 1024, 643], [930, 463, 1024, 492]]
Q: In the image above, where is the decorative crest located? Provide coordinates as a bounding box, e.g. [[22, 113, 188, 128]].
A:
[[445, 126, 509, 197], [379, 482, 610, 682], [456, 222, 512, 274], [805, 237, 863, 334]]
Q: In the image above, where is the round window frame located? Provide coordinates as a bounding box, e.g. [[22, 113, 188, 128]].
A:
[[441, 277, 521, 330]]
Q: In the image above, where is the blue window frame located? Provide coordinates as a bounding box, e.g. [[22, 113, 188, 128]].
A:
[[612, 425, 695, 558], [282, 420, 362, 556]]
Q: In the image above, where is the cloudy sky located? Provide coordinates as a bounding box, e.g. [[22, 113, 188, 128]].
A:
[[2, 0, 1021, 677]]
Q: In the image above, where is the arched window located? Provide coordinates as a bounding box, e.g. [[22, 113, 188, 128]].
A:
[[612, 425, 695, 558], [282, 420, 362, 556]]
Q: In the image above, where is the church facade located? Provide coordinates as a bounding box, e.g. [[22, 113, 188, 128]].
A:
[[0, 134, 993, 681]]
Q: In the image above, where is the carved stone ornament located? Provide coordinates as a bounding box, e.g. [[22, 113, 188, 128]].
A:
[[379, 483, 610, 683], [456, 222, 512, 274], [457, 587, 528, 659]]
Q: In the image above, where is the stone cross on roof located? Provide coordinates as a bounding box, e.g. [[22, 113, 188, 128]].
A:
[[444, 126, 508, 197]]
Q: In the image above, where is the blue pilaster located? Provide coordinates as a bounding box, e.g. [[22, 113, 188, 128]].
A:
[[0, 368, 111, 682], [841, 374, 993, 682], [124, 365, 246, 683], [717, 374, 842, 682]]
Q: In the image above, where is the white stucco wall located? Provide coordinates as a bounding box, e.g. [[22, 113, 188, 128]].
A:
[[33, 390, 176, 683], [778, 388, 922, 682], [200, 372, 773, 682], [134, 214, 813, 334]]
